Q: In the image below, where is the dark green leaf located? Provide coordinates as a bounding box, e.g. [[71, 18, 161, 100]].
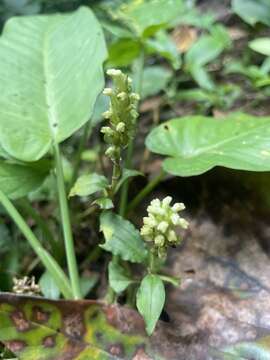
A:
[[146, 113, 270, 176], [136, 274, 165, 335], [100, 211, 148, 263], [80, 275, 98, 297], [108, 260, 133, 293], [93, 197, 114, 210], [69, 173, 109, 197]]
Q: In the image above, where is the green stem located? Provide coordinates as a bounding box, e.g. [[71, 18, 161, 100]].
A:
[[17, 198, 63, 262], [127, 170, 165, 215], [119, 49, 145, 216], [111, 161, 121, 196], [54, 143, 82, 299], [0, 189, 72, 299]]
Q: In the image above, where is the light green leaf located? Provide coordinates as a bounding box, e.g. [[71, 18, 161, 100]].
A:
[[93, 197, 114, 210], [100, 211, 148, 263], [0, 7, 107, 162], [185, 25, 231, 89], [115, 168, 143, 193], [146, 113, 270, 177], [146, 30, 181, 70], [69, 173, 109, 197], [0, 160, 49, 199], [119, 0, 184, 37], [232, 0, 270, 26], [136, 274, 165, 335], [107, 38, 141, 67], [249, 38, 270, 57], [136, 66, 173, 99], [39, 271, 60, 300], [108, 260, 133, 293]]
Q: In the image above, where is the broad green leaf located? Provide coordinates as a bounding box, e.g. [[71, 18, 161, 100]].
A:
[[146, 113, 270, 177], [0, 7, 107, 162], [115, 168, 143, 193], [39, 271, 60, 300], [0, 293, 153, 359], [136, 274, 165, 335], [135, 66, 173, 99], [249, 38, 270, 57], [107, 38, 141, 67], [0, 160, 49, 199], [108, 260, 134, 293], [69, 173, 109, 197], [232, 0, 270, 26], [119, 0, 184, 37], [100, 211, 148, 263]]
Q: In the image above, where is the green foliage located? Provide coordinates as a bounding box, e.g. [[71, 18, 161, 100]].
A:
[[100, 211, 148, 263], [108, 260, 133, 293], [39, 271, 60, 300], [232, 0, 270, 26], [118, 0, 184, 38], [115, 168, 143, 193], [0, 7, 107, 162], [138, 66, 173, 99], [69, 173, 109, 197], [249, 38, 270, 57], [185, 25, 231, 90], [0, 160, 49, 199], [146, 113, 270, 176], [136, 274, 165, 335]]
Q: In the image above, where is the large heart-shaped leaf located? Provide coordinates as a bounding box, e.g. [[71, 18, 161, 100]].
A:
[[0, 7, 107, 162], [0, 293, 153, 360], [146, 113, 270, 176], [0, 160, 49, 199]]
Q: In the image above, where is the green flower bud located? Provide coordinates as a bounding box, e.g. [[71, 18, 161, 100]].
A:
[[116, 122, 125, 133]]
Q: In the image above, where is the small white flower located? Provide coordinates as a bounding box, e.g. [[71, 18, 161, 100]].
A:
[[162, 196, 172, 207], [103, 88, 113, 96], [157, 221, 169, 233], [130, 93, 140, 101], [117, 92, 127, 101], [172, 203, 185, 212], [171, 213, 180, 225], [107, 69, 122, 76], [102, 110, 111, 119], [116, 122, 125, 133], [150, 199, 161, 207], [168, 230, 177, 242], [179, 218, 189, 229], [140, 225, 152, 237], [155, 235, 165, 246], [143, 217, 157, 228]]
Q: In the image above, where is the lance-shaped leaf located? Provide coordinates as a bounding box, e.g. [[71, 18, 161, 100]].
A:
[[100, 211, 148, 263], [0, 293, 154, 360], [0, 7, 107, 162], [0, 160, 49, 199], [146, 113, 270, 177], [69, 173, 109, 197]]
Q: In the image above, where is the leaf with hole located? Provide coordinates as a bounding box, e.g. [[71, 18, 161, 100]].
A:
[[0, 7, 107, 162], [146, 113, 270, 177], [0, 293, 154, 359]]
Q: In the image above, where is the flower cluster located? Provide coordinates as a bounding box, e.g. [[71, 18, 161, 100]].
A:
[[13, 276, 40, 295], [140, 196, 189, 258], [101, 69, 140, 163]]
